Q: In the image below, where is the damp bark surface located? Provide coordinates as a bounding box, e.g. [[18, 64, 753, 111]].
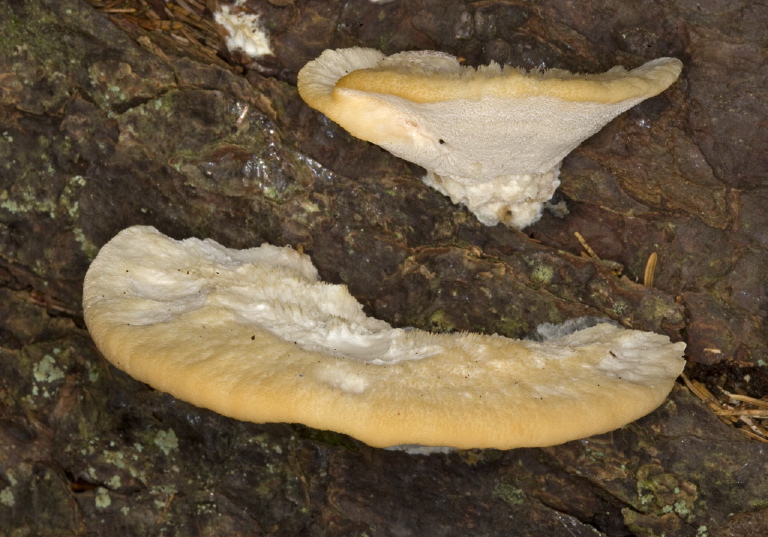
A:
[[1, 0, 766, 536]]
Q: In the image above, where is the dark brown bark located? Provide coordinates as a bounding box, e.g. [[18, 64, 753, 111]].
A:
[[1, 0, 766, 535]]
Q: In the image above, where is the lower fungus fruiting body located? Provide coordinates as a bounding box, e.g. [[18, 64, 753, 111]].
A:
[[298, 48, 682, 228], [83, 226, 686, 450]]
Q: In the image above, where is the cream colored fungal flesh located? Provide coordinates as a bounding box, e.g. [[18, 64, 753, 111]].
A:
[[83, 226, 686, 450], [298, 48, 682, 228]]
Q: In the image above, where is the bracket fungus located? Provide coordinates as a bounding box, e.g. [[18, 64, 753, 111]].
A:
[[83, 226, 685, 450], [297, 48, 682, 228]]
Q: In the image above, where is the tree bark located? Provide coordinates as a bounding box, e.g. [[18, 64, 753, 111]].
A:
[[1, 0, 766, 535]]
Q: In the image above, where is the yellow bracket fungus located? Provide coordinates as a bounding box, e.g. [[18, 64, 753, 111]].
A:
[[298, 48, 682, 228], [83, 226, 686, 450]]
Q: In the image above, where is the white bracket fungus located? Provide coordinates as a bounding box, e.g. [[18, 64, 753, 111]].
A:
[[298, 48, 682, 228], [83, 226, 685, 450]]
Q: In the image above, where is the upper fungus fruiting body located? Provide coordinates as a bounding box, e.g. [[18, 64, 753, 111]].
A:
[[83, 226, 686, 450], [298, 48, 682, 228]]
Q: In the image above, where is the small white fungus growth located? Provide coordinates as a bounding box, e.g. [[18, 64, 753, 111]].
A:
[[214, 1, 273, 58]]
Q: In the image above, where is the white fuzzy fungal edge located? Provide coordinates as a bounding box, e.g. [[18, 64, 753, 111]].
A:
[[95, 228, 443, 375]]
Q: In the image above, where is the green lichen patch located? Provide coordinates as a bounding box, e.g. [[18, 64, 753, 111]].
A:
[[531, 264, 554, 285], [154, 429, 179, 456], [636, 463, 699, 522], [494, 481, 527, 508], [0, 488, 15, 508], [32, 353, 65, 384], [94, 487, 111, 509]]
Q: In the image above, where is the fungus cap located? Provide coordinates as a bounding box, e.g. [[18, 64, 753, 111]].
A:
[[83, 226, 686, 450], [297, 48, 682, 228]]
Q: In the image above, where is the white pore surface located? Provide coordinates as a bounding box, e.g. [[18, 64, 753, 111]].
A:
[[367, 94, 642, 227], [214, 2, 273, 58], [371, 94, 644, 181]]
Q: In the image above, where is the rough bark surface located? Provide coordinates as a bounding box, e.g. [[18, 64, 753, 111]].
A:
[[0, 0, 766, 536]]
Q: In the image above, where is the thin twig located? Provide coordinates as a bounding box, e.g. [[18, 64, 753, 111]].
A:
[[574, 231, 598, 259]]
